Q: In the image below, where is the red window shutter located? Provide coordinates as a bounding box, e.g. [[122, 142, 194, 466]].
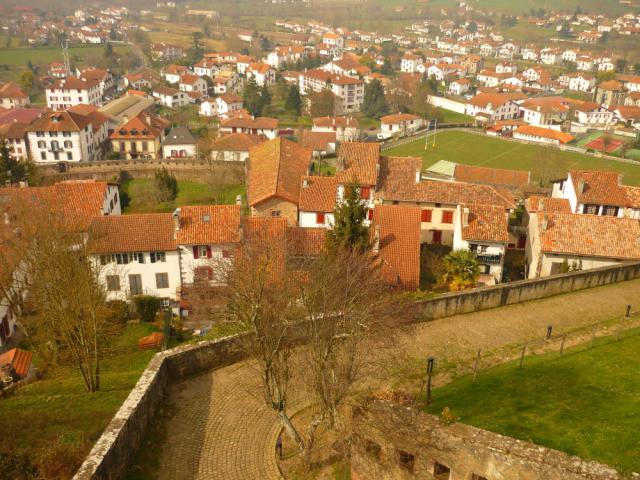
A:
[[367, 209, 374, 221], [222, 249, 231, 259], [316, 212, 325, 224], [360, 186, 371, 200], [421, 210, 432, 222], [193, 246, 199, 259], [206, 246, 212, 258], [207, 267, 214, 280], [442, 211, 453, 224]]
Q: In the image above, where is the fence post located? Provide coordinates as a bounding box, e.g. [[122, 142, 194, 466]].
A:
[[626, 305, 631, 318], [519, 344, 527, 369], [473, 348, 481, 382], [560, 335, 566, 356]]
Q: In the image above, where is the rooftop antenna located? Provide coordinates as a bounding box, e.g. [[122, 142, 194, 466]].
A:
[[62, 40, 71, 77]]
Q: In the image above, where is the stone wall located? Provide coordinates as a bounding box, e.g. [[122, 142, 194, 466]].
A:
[[72, 333, 253, 480], [400, 262, 640, 324], [351, 399, 623, 480], [37, 158, 245, 184], [72, 262, 640, 479]]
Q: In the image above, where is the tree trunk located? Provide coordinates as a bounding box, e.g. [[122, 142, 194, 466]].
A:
[[277, 409, 304, 452]]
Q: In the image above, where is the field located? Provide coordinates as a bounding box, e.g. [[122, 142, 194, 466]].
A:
[[427, 0, 634, 15], [427, 328, 640, 473], [0, 323, 159, 476], [384, 130, 640, 186], [0, 44, 130, 66], [120, 178, 246, 214]]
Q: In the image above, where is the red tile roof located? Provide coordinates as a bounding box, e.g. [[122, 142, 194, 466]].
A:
[[537, 212, 640, 259], [211, 133, 265, 152], [514, 125, 575, 144], [286, 226, 326, 257], [298, 176, 337, 212], [110, 112, 168, 140], [525, 195, 571, 213], [373, 205, 421, 290], [247, 137, 312, 206], [88, 213, 177, 254], [335, 142, 380, 186], [312, 116, 359, 128], [0, 82, 28, 99], [380, 113, 421, 124], [568, 170, 627, 207], [462, 204, 510, 243], [300, 130, 336, 151], [175, 205, 241, 245]]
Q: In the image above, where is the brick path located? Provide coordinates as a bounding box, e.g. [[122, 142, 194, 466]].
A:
[[156, 279, 640, 479]]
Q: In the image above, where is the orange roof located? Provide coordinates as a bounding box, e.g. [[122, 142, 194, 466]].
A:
[[538, 212, 640, 259], [0, 82, 27, 99], [175, 205, 241, 245], [247, 137, 312, 207], [462, 204, 510, 243], [27, 109, 108, 133], [220, 116, 279, 130], [88, 213, 177, 254], [380, 113, 421, 124], [378, 156, 515, 209], [0, 348, 33, 378], [568, 170, 628, 207], [211, 133, 265, 152], [335, 142, 380, 186], [454, 164, 530, 188], [313, 116, 359, 128], [373, 205, 421, 290], [598, 80, 623, 91], [110, 112, 168, 140], [298, 176, 337, 212], [300, 130, 336, 151], [286, 226, 326, 257], [138, 332, 164, 350], [513, 125, 575, 144], [525, 196, 571, 213], [49, 76, 99, 90]]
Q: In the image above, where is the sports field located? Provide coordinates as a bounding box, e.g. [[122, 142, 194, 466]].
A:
[[384, 130, 640, 186], [427, 328, 640, 473]]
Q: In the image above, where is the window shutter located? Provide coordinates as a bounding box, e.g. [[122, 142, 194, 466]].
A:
[[206, 246, 212, 258], [193, 246, 199, 259]]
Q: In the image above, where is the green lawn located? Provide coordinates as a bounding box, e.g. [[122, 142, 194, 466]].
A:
[[427, 329, 640, 473], [120, 178, 246, 213], [438, 109, 474, 124], [0, 44, 130, 66], [0, 323, 159, 474], [385, 130, 640, 186]]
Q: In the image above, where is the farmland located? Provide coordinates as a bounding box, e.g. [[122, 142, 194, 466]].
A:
[[0, 44, 130, 66], [384, 130, 640, 186]]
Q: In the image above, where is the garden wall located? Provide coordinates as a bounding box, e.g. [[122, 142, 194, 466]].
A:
[[426, 95, 467, 114], [351, 399, 622, 480], [73, 261, 640, 479]]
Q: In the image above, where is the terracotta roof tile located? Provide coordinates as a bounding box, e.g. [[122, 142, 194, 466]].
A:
[[569, 170, 627, 206], [525, 195, 571, 213], [247, 137, 312, 206], [462, 204, 510, 243], [373, 205, 421, 290], [298, 176, 337, 212], [514, 125, 575, 144], [88, 213, 177, 254], [312, 116, 359, 128], [0, 82, 28, 99], [538, 212, 640, 259], [211, 133, 265, 152], [174, 205, 241, 245], [300, 130, 336, 151], [335, 142, 380, 186], [380, 113, 421, 124], [286, 226, 326, 257]]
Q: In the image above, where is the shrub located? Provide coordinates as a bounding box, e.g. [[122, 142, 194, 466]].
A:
[[439, 407, 459, 426], [154, 167, 178, 202], [132, 295, 162, 323]]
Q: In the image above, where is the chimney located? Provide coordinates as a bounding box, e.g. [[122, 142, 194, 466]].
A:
[[235, 194, 242, 205], [173, 207, 181, 232], [145, 114, 151, 126], [302, 178, 309, 188], [123, 114, 129, 124], [541, 214, 548, 233], [462, 206, 470, 227], [372, 224, 381, 254], [415, 170, 421, 183], [578, 179, 585, 194], [539, 198, 545, 212]]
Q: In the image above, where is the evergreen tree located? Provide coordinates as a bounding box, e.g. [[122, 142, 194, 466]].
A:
[[243, 77, 262, 116], [381, 56, 393, 75], [191, 31, 204, 61], [284, 85, 301, 115], [361, 79, 388, 119], [309, 89, 335, 117], [154, 167, 178, 202], [260, 85, 271, 115], [0, 140, 26, 185], [326, 185, 370, 255]]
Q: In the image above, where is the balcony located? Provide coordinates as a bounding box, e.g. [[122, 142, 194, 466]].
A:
[[475, 253, 502, 265]]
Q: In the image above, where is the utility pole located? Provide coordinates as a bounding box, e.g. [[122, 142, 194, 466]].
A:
[[426, 357, 435, 405]]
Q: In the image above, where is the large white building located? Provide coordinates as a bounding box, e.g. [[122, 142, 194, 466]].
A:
[[298, 69, 365, 115], [46, 76, 102, 110]]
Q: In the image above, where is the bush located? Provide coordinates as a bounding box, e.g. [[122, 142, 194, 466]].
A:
[[106, 300, 129, 325], [154, 167, 178, 202], [132, 295, 162, 323], [439, 407, 459, 426]]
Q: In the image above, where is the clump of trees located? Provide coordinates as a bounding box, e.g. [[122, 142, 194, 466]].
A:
[[442, 250, 480, 291], [362, 79, 388, 119], [154, 167, 178, 202]]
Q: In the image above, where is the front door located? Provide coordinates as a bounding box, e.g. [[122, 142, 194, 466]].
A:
[[432, 230, 442, 244], [129, 274, 143, 296]]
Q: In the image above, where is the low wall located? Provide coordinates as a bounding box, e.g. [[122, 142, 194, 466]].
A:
[[351, 399, 622, 480], [403, 262, 640, 323], [427, 95, 467, 114], [37, 159, 245, 184], [73, 262, 640, 479]]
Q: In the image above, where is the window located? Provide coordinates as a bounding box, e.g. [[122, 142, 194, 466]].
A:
[[360, 186, 371, 200], [36, 131, 44, 137], [142, 141, 149, 152], [51, 140, 59, 151], [603, 205, 618, 217], [432, 230, 443, 244], [150, 251, 166, 263], [132, 252, 145, 263], [433, 462, 451, 479], [316, 212, 326, 224], [421, 209, 432, 222], [63, 131, 71, 137], [271, 210, 281, 217], [222, 249, 232, 259], [116, 253, 130, 264], [50, 131, 57, 137], [106, 275, 121, 291], [194, 266, 214, 282], [40, 152, 46, 160], [156, 273, 169, 289], [441, 210, 454, 224], [37, 140, 46, 149], [67, 152, 72, 160], [398, 450, 415, 473], [99, 255, 114, 266], [129, 274, 143, 296], [367, 209, 374, 221], [584, 204, 599, 215], [64, 140, 72, 148]]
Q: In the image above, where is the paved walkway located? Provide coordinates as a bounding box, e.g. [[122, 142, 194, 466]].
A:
[[156, 279, 640, 479]]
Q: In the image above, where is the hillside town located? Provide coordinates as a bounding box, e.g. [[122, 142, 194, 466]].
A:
[[0, 1, 640, 479]]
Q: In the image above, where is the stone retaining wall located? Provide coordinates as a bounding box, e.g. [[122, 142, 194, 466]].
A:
[[73, 262, 640, 479]]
